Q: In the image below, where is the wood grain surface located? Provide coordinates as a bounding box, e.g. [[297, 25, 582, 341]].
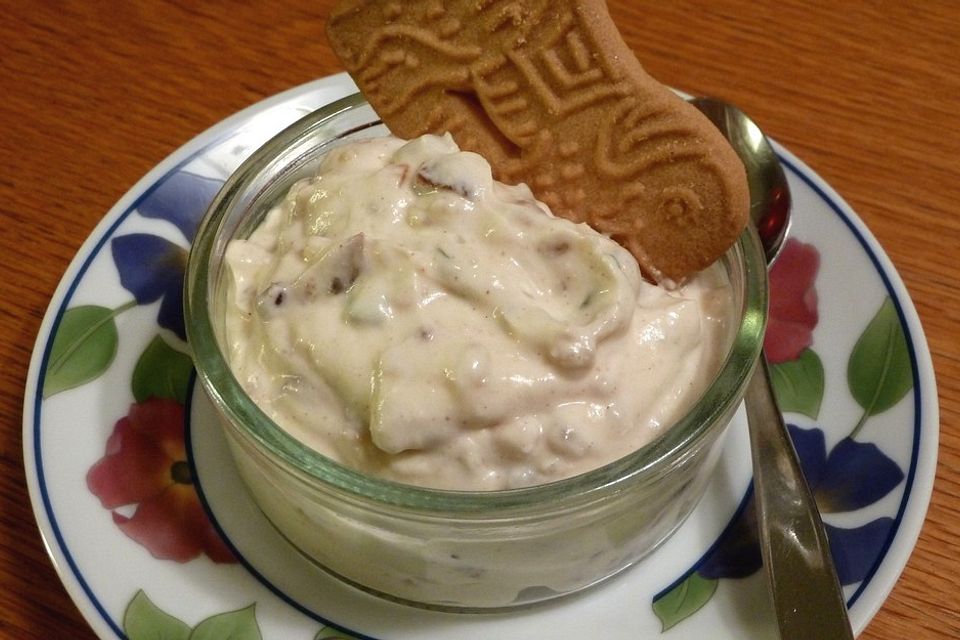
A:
[[1, 1, 957, 638]]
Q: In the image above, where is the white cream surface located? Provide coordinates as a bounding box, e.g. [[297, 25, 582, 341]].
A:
[[223, 134, 732, 491]]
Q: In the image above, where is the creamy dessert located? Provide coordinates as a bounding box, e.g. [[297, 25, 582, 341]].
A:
[[222, 133, 733, 491]]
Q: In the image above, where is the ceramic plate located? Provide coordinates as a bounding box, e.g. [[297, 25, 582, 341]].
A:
[[24, 73, 938, 639]]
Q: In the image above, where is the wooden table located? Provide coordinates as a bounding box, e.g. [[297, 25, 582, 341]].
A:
[[1, 2, 957, 638]]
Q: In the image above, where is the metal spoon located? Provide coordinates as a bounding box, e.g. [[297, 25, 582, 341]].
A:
[[690, 97, 854, 640]]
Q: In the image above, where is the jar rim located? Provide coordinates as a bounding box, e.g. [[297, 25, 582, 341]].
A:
[[184, 93, 768, 513]]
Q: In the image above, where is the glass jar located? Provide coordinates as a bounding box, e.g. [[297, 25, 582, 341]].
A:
[[184, 93, 768, 611]]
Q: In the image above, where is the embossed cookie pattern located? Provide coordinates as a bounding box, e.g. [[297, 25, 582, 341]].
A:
[[328, 0, 749, 282]]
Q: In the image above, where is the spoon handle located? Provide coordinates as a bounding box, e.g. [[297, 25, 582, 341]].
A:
[[745, 356, 855, 640]]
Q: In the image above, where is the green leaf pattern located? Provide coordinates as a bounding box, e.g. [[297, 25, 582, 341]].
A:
[[132, 335, 194, 404], [122, 590, 365, 640], [769, 348, 825, 419], [124, 591, 262, 640], [124, 591, 191, 640], [190, 605, 262, 640], [43, 303, 133, 397], [848, 297, 913, 436], [652, 573, 718, 631]]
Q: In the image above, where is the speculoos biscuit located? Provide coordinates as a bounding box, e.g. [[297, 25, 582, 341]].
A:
[[327, 0, 749, 283]]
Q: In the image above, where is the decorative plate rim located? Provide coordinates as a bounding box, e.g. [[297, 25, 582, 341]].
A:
[[773, 144, 939, 626]]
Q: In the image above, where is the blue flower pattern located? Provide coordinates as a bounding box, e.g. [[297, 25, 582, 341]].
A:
[[111, 171, 222, 339], [698, 424, 903, 586]]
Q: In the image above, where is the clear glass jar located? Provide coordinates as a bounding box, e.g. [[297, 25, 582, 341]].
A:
[[184, 93, 768, 611]]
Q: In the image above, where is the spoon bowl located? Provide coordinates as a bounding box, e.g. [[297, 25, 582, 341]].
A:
[[690, 96, 854, 640], [690, 97, 791, 264]]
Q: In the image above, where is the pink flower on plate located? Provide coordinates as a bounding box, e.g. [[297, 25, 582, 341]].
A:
[[87, 397, 234, 563], [764, 238, 821, 363]]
